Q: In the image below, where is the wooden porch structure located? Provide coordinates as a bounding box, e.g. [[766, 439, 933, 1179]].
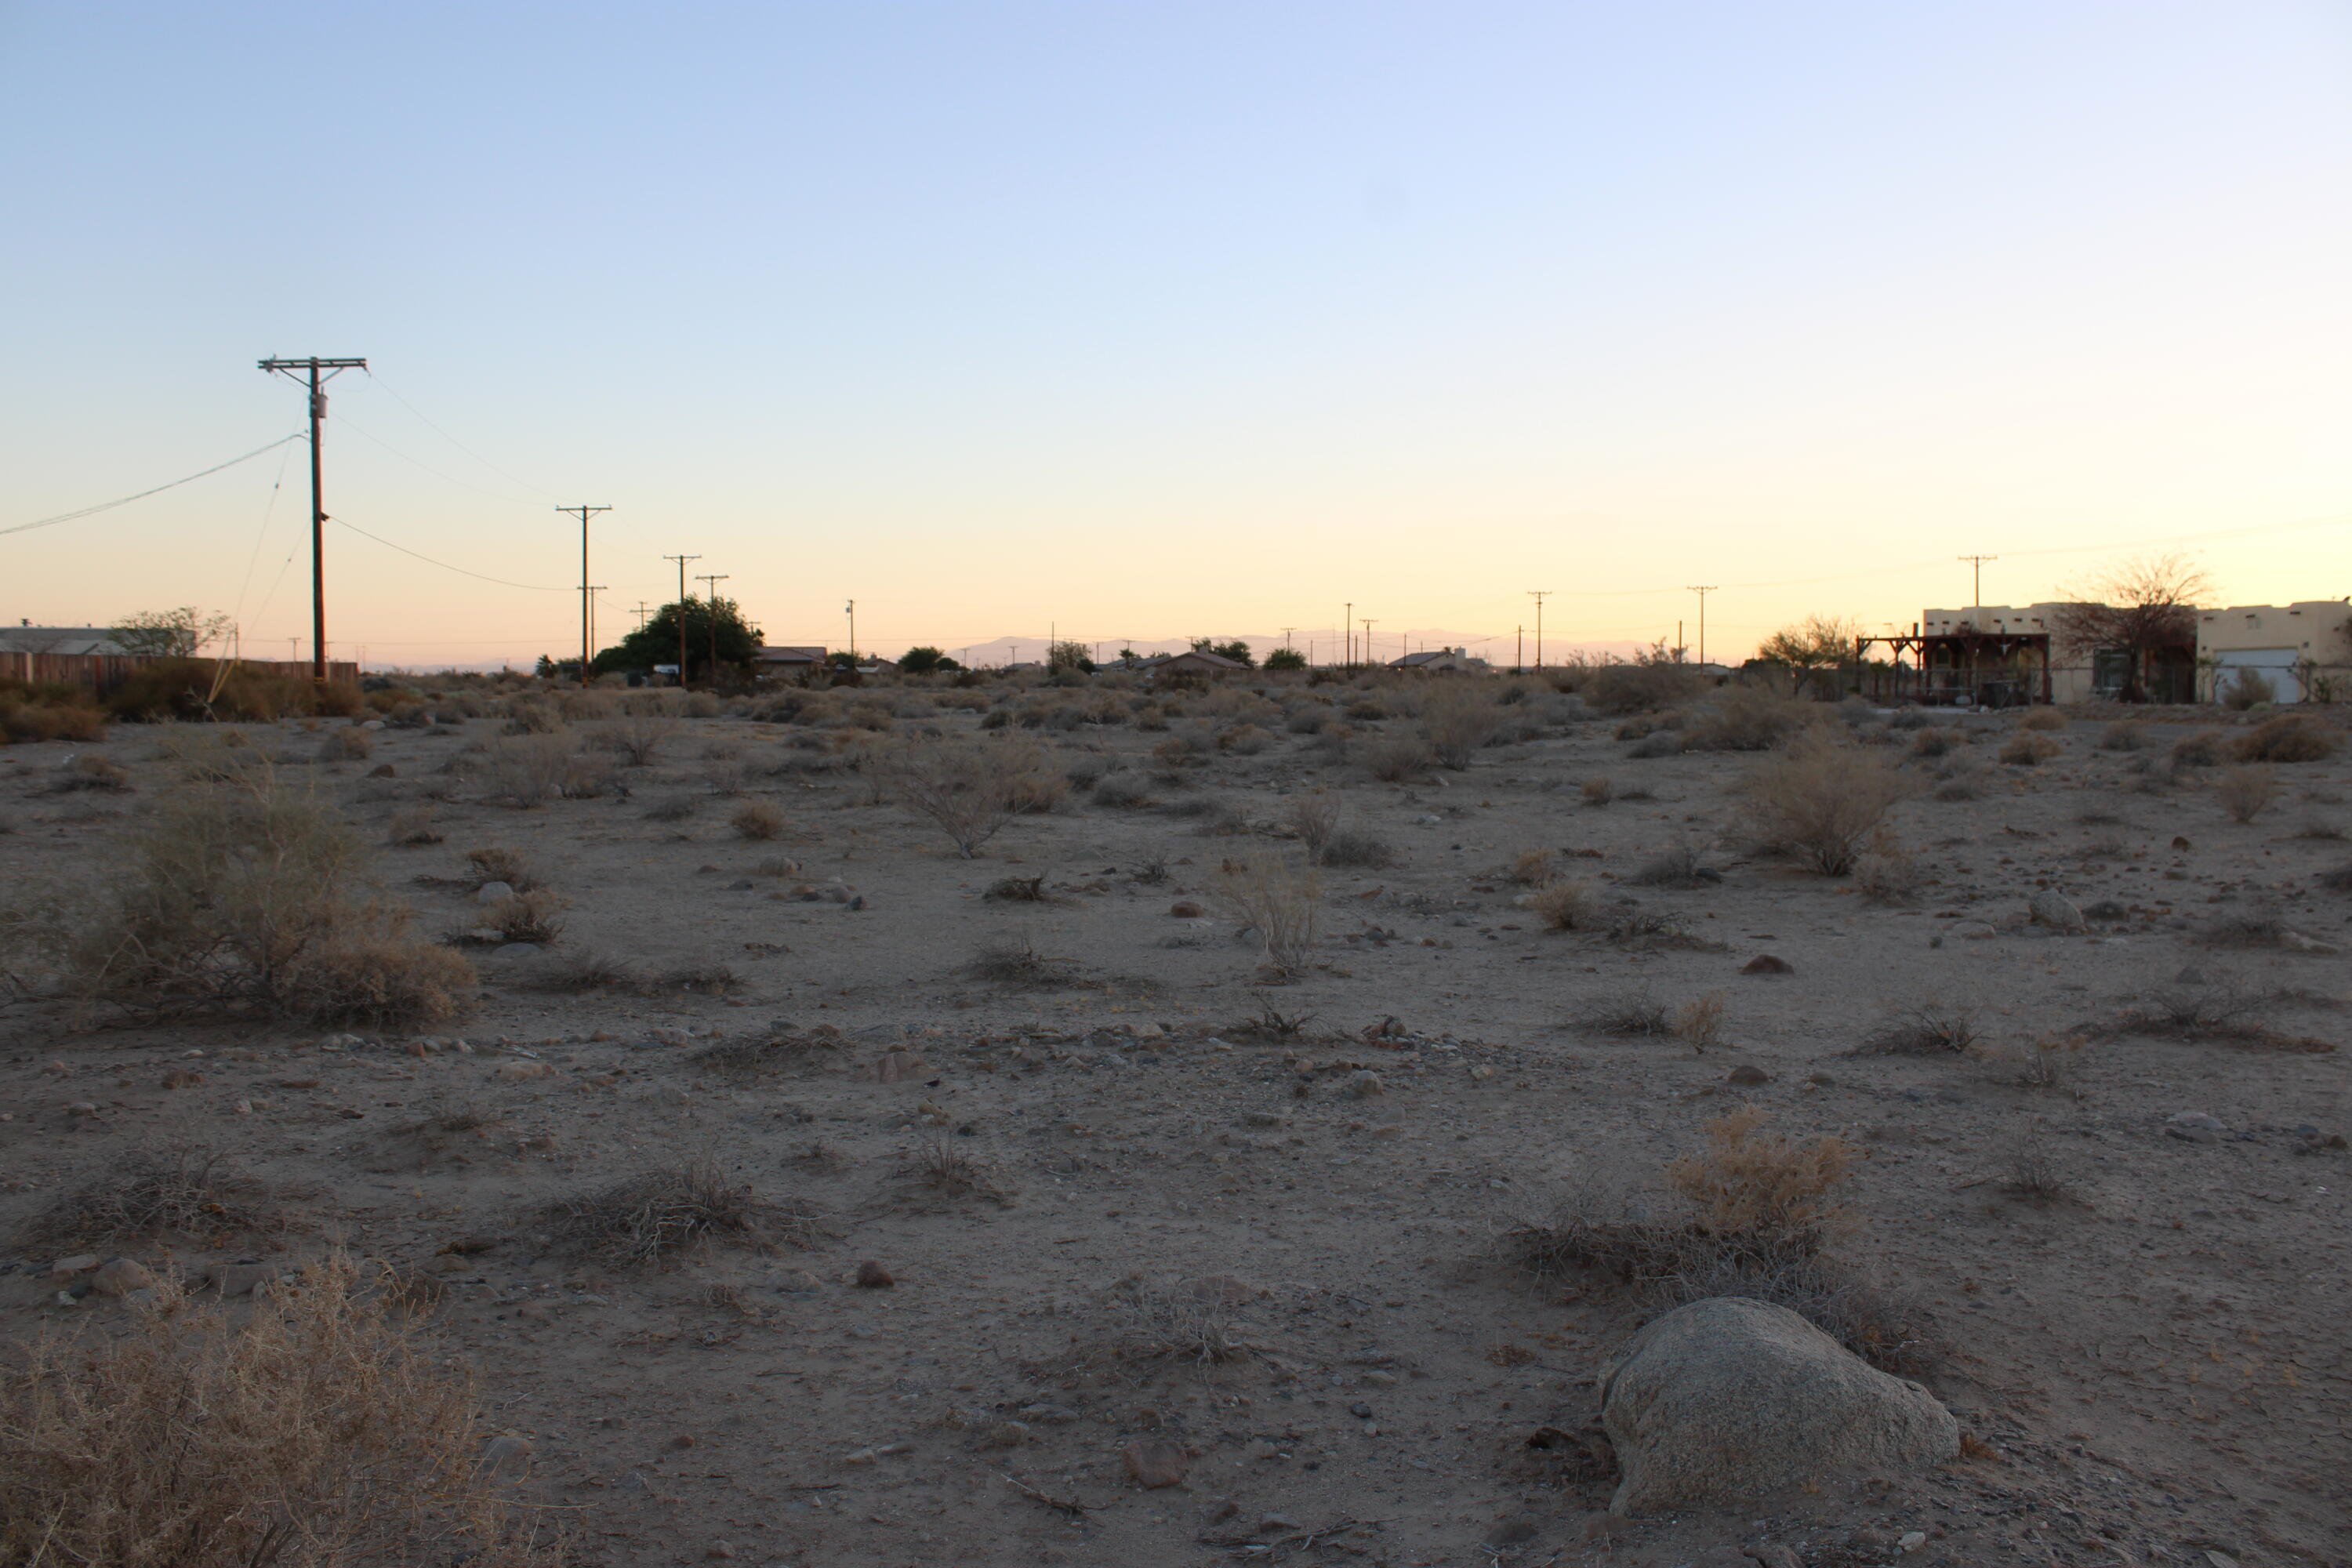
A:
[[1856, 630, 2052, 707]]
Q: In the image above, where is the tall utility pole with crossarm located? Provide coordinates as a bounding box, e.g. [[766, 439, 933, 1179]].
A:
[[1686, 585, 1718, 666], [258, 354, 366, 682], [558, 505, 612, 681], [662, 554, 701, 684], [695, 574, 731, 682]]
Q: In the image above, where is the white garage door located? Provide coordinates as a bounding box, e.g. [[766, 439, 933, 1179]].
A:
[[2211, 648, 2302, 704]]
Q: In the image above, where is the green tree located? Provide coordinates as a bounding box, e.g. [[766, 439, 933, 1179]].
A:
[[1265, 647, 1306, 671], [1189, 637, 1256, 667], [1754, 614, 1862, 696], [898, 645, 957, 673], [591, 597, 762, 683], [1047, 640, 1096, 673], [111, 606, 234, 658]]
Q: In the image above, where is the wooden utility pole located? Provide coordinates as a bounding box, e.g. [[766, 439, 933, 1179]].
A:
[[1360, 619, 1377, 667], [695, 573, 730, 683], [585, 586, 607, 671], [1958, 555, 1997, 608], [630, 601, 654, 630], [663, 554, 700, 684], [1526, 590, 1552, 670], [557, 505, 612, 681], [1687, 586, 1717, 666], [1344, 603, 1352, 667], [257, 355, 366, 681]]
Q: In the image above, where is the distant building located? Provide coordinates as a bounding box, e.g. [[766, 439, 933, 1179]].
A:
[[2196, 602, 2352, 703], [0, 624, 129, 657], [1131, 649, 1247, 677], [750, 645, 827, 673], [1388, 647, 1490, 673]]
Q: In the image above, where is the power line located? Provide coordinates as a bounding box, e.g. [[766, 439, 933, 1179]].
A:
[[359, 368, 561, 500], [1, 433, 303, 538], [559, 505, 613, 681], [336, 414, 549, 508], [332, 516, 568, 591]]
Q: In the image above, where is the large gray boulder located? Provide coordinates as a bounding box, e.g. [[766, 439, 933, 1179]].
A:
[[1599, 1297, 1958, 1515]]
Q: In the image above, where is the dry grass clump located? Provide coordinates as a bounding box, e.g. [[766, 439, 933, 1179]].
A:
[[2012, 1033, 2086, 1094], [1907, 726, 1955, 759], [730, 800, 786, 840], [2213, 764, 2279, 823], [2231, 713, 2338, 763], [2112, 974, 2306, 1046], [22, 1146, 275, 1252], [688, 1033, 818, 1080], [964, 936, 1076, 987], [1998, 732, 2061, 766], [50, 754, 132, 793], [475, 890, 566, 946], [317, 726, 373, 762], [1740, 741, 1914, 877], [1681, 685, 1813, 752], [2098, 721, 2149, 752], [1628, 842, 1717, 887], [1359, 731, 1434, 782], [1420, 687, 1499, 769], [1097, 1276, 1255, 1366], [983, 873, 1050, 902], [546, 1159, 816, 1266], [1582, 991, 1671, 1036], [1092, 773, 1155, 808], [463, 845, 540, 891], [1319, 829, 1398, 869], [593, 713, 677, 764], [1581, 775, 1613, 807], [386, 807, 443, 846], [1585, 662, 1707, 715], [2, 764, 472, 1027], [1527, 877, 1601, 931], [910, 1131, 1009, 1204], [1221, 723, 1276, 755], [1857, 1000, 1979, 1055], [1212, 851, 1323, 976], [0, 1253, 562, 1568], [2169, 731, 2224, 770], [1508, 848, 1558, 886], [891, 737, 1060, 857], [1501, 1109, 1924, 1371], [478, 730, 610, 804], [1287, 788, 1340, 858], [1674, 992, 1726, 1047], [2016, 706, 2067, 732]]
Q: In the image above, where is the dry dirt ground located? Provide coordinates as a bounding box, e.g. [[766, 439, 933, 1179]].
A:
[[2, 688, 2348, 1568]]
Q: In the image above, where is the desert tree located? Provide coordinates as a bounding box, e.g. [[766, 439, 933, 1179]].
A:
[[1753, 614, 1864, 698], [109, 606, 235, 658], [2049, 551, 2212, 703]]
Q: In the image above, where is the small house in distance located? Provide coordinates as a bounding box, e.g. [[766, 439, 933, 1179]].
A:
[[1388, 647, 1490, 673], [1131, 649, 1247, 678], [2197, 602, 2352, 703], [750, 645, 827, 677]]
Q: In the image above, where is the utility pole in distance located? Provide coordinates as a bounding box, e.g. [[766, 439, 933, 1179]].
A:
[[1344, 603, 1352, 667], [662, 554, 700, 684], [258, 354, 366, 681], [630, 601, 654, 631], [1526, 590, 1551, 670], [557, 505, 612, 683], [1360, 619, 1377, 668], [584, 587, 607, 673], [1686, 586, 1718, 666], [695, 573, 730, 683], [845, 601, 856, 660], [1958, 555, 1997, 608]]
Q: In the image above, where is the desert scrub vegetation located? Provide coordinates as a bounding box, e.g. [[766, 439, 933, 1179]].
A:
[[891, 737, 1062, 857], [1, 763, 473, 1026], [2213, 765, 2279, 823], [1739, 740, 1913, 877], [730, 799, 786, 840], [0, 1252, 562, 1568], [1998, 732, 2061, 766], [546, 1159, 818, 1266], [1679, 685, 1814, 752], [1503, 1107, 1926, 1371], [1526, 878, 1602, 931], [2016, 706, 2067, 732], [1, 678, 111, 743], [1419, 686, 1499, 768], [1212, 850, 1322, 977], [1358, 730, 1434, 782], [2231, 713, 2339, 763], [1856, 1000, 1980, 1055], [21, 1145, 278, 1252], [593, 712, 677, 764]]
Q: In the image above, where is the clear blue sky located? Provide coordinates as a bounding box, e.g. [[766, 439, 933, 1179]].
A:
[[5, 2, 2347, 664]]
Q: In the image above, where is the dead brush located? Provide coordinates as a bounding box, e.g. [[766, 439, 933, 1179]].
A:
[[515, 950, 635, 993], [0, 1251, 564, 1568], [1581, 991, 1672, 1037], [964, 936, 1075, 987], [1211, 850, 1323, 977], [2011, 1033, 2086, 1094], [1527, 878, 1601, 931], [909, 1131, 1009, 1204], [637, 963, 741, 997], [730, 800, 786, 840], [1580, 775, 1613, 807], [2213, 765, 2279, 823], [688, 1033, 818, 1081], [468, 889, 567, 946], [2198, 901, 2292, 948], [1627, 842, 1717, 887], [50, 754, 131, 793], [1234, 994, 1316, 1041], [23, 1145, 276, 1251], [387, 807, 443, 846], [1097, 1277, 1256, 1367], [1998, 1129, 2077, 1204], [1506, 848, 1558, 887], [1740, 741, 1915, 877], [546, 1160, 817, 1266], [463, 845, 539, 891], [983, 874, 1051, 902], [2113, 975, 2320, 1048], [1673, 991, 1726, 1048], [1857, 1001, 1980, 1055]]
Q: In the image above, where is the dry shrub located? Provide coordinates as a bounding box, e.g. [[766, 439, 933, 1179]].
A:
[[2001, 1131, 2076, 1204], [2214, 764, 2278, 823], [1666, 1107, 1857, 1250], [386, 807, 442, 847], [475, 890, 565, 946], [911, 1131, 1008, 1204], [1211, 850, 1322, 975], [1740, 741, 1914, 877], [547, 1159, 815, 1266], [1421, 687, 1498, 769], [2169, 731, 2224, 769], [1998, 733, 2060, 766], [2098, 721, 2148, 752], [1098, 1276, 1254, 1366], [2013, 1033, 2085, 1094], [1857, 1001, 1979, 1055], [51, 754, 131, 793], [964, 936, 1075, 987], [1582, 992, 1671, 1036], [688, 1033, 818, 1080], [1527, 878, 1600, 931], [2321, 860, 2352, 893], [1, 684, 110, 744], [1586, 662, 1706, 715], [23, 1145, 274, 1251], [1287, 789, 1340, 858], [1359, 731, 1433, 782], [1907, 726, 1955, 759], [2220, 667, 2276, 710], [0, 1253, 562, 1568], [730, 800, 786, 840], [1221, 723, 1276, 755], [519, 950, 634, 993], [463, 845, 539, 891], [1508, 848, 1558, 886], [1682, 685, 1814, 752], [1092, 774, 1155, 808], [1320, 829, 1397, 869], [2, 764, 471, 1027], [2016, 707, 2067, 732], [478, 731, 610, 804], [891, 738, 1059, 857], [1581, 775, 1613, 807], [593, 713, 677, 764], [2231, 714, 2338, 764], [1673, 992, 1726, 1047], [1852, 836, 1920, 902], [317, 726, 373, 762]]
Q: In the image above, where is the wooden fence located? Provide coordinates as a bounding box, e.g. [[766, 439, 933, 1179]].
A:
[[2, 652, 359, 695]]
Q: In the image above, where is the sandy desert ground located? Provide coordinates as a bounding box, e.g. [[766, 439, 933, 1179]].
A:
[[2, 674, 2347, 1568]]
